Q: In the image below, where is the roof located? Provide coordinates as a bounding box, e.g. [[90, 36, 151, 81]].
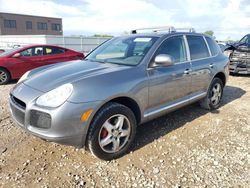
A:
[[0, 12, 62, 20], [128, 32, 206, 38], [129, 26, 206, 38]]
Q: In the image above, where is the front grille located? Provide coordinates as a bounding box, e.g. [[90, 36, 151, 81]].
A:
[[30, 110, 51, 129], [231, 51, 250, 62], [10, 102, 25, 125], [10, 95, 26, 109]]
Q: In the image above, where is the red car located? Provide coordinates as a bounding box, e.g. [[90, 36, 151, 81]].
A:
[[0, 45, 84, 84]]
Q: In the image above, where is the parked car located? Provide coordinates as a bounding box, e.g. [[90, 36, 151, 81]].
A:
[[0, 49, 5, 54], [225, 34, 250, 74], [0, 44, 84, 84], [9, 27, 229, 160]]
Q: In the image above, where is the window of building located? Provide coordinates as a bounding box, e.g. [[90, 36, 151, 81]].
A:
[[51, 23, 61, 31], [4, 19, 16, 28], [26, 21, 32, 29], [37, 22, 48, 30]]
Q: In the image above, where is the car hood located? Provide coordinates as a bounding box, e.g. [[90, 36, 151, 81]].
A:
[[228, 42, 250, 52], [24, 60, 128, 92]]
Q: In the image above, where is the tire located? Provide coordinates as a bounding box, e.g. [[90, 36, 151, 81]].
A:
[[200, 78, 224, 110], [87, 102, 137, 160], [0, 68, 11, 85], [229, 72, 237, 76]]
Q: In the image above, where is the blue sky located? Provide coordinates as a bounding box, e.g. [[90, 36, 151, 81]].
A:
[[0, 0, 249, 40]]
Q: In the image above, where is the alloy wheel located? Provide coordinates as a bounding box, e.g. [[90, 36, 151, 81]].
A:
[[210, 83, 222, 106], [98, 114, 131, 153], [0, 70, 8, 84]]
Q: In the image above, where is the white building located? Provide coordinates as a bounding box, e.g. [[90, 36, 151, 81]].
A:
[[0, 35, 110, 53]]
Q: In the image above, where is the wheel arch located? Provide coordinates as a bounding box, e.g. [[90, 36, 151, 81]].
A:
[[213, 72, 226, 87], [83, 96, 142, 147], [0, 66, 11, 79]]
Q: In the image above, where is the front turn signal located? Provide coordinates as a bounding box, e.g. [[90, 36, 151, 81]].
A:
[[80, 109, 93, 122]]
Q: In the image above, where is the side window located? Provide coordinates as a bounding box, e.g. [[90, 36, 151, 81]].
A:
[[206, 37, 220, 56], [20, 47, 43, 56], [45, 47, 53, 55], [52, 47, 65, 54], [44, 47, 65, 55], [20, 48, 32, 56], [33, 47, 44, 56], [155, 36, 187, 63], [187, 35, 210, 60]]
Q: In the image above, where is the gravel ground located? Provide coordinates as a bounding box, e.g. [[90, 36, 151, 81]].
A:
[[0, 76, 250, 188]]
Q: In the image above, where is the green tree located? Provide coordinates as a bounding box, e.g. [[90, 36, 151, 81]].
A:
[[93, 34, 113, 37], [204, 30, 214, 37]]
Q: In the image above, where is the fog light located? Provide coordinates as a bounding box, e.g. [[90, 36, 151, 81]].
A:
[[30, 110, 51, 129]]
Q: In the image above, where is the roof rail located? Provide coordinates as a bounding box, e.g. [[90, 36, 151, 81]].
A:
[[131, 26, 195, 34], [174, 27, 196, 33]]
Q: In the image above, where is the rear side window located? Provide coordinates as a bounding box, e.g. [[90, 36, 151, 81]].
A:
[[205, 37, 220, 56], [187, 35, 210, 60], [44, 47, 65, 55], [155, 36, 187, 63]]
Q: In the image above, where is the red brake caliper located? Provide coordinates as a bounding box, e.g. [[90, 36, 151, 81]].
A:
[[100, 128, 108, 138]]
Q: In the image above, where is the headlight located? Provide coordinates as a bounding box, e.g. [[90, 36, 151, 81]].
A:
[[18, 71, 30, 83], [36, 84, 73, 108]]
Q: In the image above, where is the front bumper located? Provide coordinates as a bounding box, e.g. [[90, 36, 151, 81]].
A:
[[229, 61, 250, 74], [9, 83, 100, 148]]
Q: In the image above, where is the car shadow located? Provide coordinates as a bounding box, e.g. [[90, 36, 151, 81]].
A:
[[131, 85, 246, 152], [5, 79, 18, 85], [230, 73, 250, 78]]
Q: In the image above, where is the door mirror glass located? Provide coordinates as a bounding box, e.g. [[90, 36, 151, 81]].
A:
[[12, 53, 21, 58], [153, 54, 174, 67]]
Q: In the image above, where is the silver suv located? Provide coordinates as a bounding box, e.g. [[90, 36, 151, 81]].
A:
[[9, 27, 229, 160]]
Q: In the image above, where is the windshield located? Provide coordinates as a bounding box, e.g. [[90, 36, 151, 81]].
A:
[[86, 36, 158, 66], [0, 48, 19, 57], [239, 35, 250, 44]]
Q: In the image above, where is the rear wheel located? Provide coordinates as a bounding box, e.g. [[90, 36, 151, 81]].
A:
[[87, 102, 136, 160], [0, 68, 10, 85], [200, 78, 224, 110]]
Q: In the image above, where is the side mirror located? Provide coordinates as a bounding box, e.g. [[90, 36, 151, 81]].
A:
[[152, 54, 174, 67], [12, 53, 21, 58]]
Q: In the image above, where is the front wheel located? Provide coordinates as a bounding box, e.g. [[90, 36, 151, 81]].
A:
[[87, 102, 137, 160], [200, 78, 224, 110]]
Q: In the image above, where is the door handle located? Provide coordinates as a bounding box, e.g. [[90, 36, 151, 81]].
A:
[[184, 69, 191, 74], [209, 64, 214, 68]]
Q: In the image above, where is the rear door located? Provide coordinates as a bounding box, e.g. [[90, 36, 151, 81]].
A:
[[186, 35, 212, 93], [42, 46, 67, 65], [147, 35, 192, 110]]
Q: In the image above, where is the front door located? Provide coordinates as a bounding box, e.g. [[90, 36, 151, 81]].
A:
[[12, 47, 44, 77], [147, 35, 192, 111]]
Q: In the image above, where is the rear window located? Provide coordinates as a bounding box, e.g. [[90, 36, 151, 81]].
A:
[[187, 35, 210, 60], [206, 37, 220, 56]]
